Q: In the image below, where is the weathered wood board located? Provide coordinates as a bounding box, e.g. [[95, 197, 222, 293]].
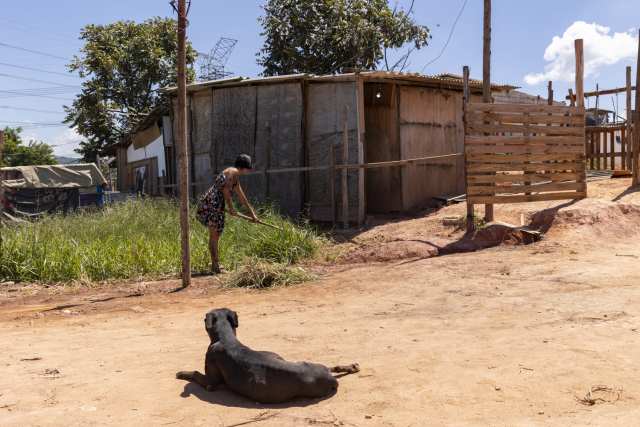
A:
[[465, 103, 587, 204], [255, 83, 304, 216], [307, 81, 359, 222], [399, 86, 465, 211]]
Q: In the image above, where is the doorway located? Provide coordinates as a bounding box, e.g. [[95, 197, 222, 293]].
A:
[[364, 82, 402, 213]]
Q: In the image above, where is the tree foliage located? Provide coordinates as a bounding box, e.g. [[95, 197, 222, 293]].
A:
[[258, 0, 430, 76], [64, 18, 196, 161], [0, 127, 57, 167]]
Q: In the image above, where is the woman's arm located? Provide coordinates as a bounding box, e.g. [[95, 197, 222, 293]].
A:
[[234, 181, 258, 221], [222, 174, 237, 216]]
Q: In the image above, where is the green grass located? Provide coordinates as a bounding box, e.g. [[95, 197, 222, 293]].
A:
[[0, 199, 324, 284]]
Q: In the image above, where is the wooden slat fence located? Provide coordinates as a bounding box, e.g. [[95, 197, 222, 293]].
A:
[[585, 124, 632, 170], [464, 102, 587, 204]]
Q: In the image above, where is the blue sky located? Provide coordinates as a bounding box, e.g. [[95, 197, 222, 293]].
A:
[[1, 0, 639, 157]]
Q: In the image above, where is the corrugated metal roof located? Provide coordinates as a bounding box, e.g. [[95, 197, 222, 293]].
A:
[[162, 71, 519, 94]]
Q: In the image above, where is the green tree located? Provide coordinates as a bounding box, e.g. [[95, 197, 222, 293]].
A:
[[1, 127, 57, 167], [64, 18, 197, 161], [258, 0, 430, 76]]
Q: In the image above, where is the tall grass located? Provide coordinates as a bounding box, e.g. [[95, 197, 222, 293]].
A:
[[0, 199, 323, 283]]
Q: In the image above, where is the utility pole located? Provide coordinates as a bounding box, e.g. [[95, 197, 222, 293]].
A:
[[634, 29, 640, 185], [0, 130, 4, 238], [482, 0, 494, 222], [176, 0, 191, 287]]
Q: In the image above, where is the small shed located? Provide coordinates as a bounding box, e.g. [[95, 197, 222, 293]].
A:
[[0, 163, 107, 217], [163, 72, 523, 222], [110, 106, 173, 195]]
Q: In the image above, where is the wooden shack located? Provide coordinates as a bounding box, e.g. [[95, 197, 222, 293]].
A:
[[163, 72, 521, 222]]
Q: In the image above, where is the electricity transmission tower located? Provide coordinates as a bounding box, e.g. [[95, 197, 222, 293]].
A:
[[198, 37, 238, 81]]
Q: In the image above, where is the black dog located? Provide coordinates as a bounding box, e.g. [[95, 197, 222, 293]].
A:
[[176, 308, 359, 403]]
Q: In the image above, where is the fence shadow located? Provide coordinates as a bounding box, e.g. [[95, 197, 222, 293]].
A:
[[613, 185, 640, 202]]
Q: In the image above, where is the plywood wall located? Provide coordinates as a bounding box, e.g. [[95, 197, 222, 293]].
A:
[[255, 83, 304, 216], [186, 83, 305, 216], [191, 91, 214, 196], [306, 81, 359, 222], [399, 86, 465, 211]]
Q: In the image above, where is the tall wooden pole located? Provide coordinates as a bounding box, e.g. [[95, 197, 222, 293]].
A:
[[626, 66, 632, 170], [634, 29, 640, 185], [176, 0, 191, 287], [482, 0, 494, 222], [547, 81, 553, 106], [575, 39, 584, 109], [575, 39, 586, 196], [463, 66, 474, 233]]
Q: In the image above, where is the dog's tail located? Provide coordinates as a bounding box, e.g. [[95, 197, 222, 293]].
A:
[[176, 370, 198, 381], [330, 363, 360, 378]]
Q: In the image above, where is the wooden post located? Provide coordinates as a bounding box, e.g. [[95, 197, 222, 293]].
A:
[[0, 130, 4, 166], [568, 89, 576, 107], [595, 131, 601, 170], [620, 127, 627, 170], [482, 0, 494, 222], [462, 66, 474, 233], [634, 29, 640, 185], [575, 38, 586, 194], [547, 81, 553, 105], [341, 105, 349, 229], [594, 83, 599, 126], [610, 129, 615, 170], [176, 0, 191, 288], [329, 145, 336, 228], [575, 40, 584, 108], [626, 66, 632, 170], [355, 75, 366, 227]]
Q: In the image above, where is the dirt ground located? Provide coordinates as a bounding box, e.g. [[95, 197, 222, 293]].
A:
[[2, 178, 640, 426]]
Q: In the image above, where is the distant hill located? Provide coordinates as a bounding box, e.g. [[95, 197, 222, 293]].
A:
[[55, 156, 81, 165]]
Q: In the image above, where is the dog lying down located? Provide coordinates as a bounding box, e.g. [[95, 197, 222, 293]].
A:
[[176, 308, 359, 404]]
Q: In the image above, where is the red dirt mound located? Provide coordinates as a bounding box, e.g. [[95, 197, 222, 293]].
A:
[[529, 199, 640, 241], [340, 198, 640, 264]]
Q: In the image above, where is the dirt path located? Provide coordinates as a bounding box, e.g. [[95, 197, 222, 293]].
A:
[[2, 180, 640, 426], [2, 237, 640, 426]]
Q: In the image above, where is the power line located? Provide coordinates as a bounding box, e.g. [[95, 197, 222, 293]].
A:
[[0, 86, 78, 96], [421, 0, 469, 72], [0, 62, 78, 78], [0, 42, 69, 61], [0, 120, 65, 126], [0, 72, 79, 87], [0, 18, 80, 45], [0, 92, 75, 101], [0, 105, 65, 114]]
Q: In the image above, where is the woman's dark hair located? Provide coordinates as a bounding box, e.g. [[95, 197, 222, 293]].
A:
[[234, 154, 253, 170]]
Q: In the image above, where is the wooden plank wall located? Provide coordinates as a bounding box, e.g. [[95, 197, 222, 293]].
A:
[[191, 91, 214, 196], [399, 86, 465, 211], [255, 83, 304, 216], [465, 103, 587, 204], [585, 124, 632, 170], [307, 81, 358, 222]]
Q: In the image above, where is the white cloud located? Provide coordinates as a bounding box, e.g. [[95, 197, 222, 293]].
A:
[[51, 127, 85, 157], [524, 21, 637, 85]]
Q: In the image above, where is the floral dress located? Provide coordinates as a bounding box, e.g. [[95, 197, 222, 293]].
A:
[[196, 173, 232, 233]]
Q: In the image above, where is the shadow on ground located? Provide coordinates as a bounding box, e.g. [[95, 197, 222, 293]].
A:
[[180, 382, 335, 409]]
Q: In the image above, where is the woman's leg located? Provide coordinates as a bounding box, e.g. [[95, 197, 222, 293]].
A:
[[208, 227, 221, 273]]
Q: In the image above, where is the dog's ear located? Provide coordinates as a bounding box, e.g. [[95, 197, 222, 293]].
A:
[[227, 310, 239, 328], [205, 313, 214, 329]]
